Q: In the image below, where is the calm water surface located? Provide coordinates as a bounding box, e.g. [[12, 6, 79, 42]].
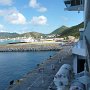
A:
[[0, 39, 21, 45], [0, 51, 57, 90]]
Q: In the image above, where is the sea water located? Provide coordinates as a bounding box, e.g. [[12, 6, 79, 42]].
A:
[[0, 51, 57, 90]]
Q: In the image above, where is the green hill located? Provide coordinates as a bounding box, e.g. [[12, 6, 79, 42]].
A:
[[50, 22, 84, 38], [21, 32, 45, 38], [0, 32, 45, 39], [0, 32, 19, 39], [50, 25, 69, 35], [60, 22, 84, 38]]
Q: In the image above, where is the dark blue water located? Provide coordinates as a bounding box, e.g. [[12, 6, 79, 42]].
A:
[[0, 51, 56, 90]]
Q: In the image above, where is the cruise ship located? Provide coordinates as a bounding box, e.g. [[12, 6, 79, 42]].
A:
[[54, 0, 90, 90]]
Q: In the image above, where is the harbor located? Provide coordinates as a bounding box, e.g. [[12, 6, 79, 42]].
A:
[[8, 45, 73, 90], [0, 0, 90, 89]]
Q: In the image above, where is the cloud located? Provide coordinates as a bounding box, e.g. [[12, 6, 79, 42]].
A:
[[29, 0, 47, 12], [30, 15, 47, 25], [0, 0, 13, 6], [0, 24, 6, 32], [29, 0, 39, 8], [0, 8, 27, 25], [0, 24, 4, 30], [5, 12, 27, 25], [38, 7, 47, 13], [0, 8, 17, 16]]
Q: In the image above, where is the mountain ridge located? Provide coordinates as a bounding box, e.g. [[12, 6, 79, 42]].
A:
[[0, 32, 45, 39], [0, 22, 84, 39]]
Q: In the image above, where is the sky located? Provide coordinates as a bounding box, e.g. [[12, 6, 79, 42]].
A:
[[0, 0, 84, 34]]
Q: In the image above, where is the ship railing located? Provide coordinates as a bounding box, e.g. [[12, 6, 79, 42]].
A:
[[73, 40, 83, 48], [75, 71, 90, 78]]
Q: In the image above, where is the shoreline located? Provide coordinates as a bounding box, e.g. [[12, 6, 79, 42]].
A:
[[8, 45, 73, 90]]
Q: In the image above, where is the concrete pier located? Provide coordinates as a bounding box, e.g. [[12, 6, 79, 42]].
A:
[[8, 45, 73, 90]]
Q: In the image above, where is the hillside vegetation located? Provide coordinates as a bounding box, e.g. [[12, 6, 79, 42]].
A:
[[21, 32, 45, 38], [0, 32, 19, 39], [51, 22, 84, 38], [60, 22, 84, 38], [0, 32, 44, 39], [50, 26, 69, 35]]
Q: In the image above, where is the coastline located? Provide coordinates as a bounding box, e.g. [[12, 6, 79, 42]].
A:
[[8, 45, 73, 90]]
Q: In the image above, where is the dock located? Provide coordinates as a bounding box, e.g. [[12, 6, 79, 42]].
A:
[[8, 45, 73, 90]]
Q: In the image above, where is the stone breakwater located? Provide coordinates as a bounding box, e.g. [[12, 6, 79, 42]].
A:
[[0, 43, 61, 52]]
